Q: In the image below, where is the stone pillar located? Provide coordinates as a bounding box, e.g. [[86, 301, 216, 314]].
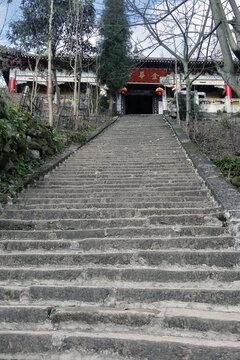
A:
[[8, 69, 16, 92], [163, 87, 168, 112], [194, 90, 199, 105]]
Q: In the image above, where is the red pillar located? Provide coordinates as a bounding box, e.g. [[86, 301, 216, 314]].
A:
[[8, 69, 16, 92], [46, 82, 49, 95], [8, 79, 16, 92], [225, 85, 232, 98]]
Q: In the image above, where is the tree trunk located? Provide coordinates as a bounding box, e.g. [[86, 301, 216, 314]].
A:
[[73, 0, 79, 118], [47, 0, 54, 127], [183, 62, 191, 131], [175, 60, 180, 124], [109, 94, 114, 116], [210, 0, 240, 96], [217, 67, 240, 98], [53, 66, 61, 112], [30, 56, 40, 115]]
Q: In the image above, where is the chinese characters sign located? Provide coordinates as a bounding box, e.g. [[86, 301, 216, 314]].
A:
[[130, 68, 167, 83]]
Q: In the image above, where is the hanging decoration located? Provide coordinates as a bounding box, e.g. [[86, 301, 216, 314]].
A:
[[155, 87, 163, 95], [120, 87, 127, 95]]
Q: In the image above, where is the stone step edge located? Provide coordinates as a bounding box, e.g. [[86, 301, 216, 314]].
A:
[[0, 330, 240, 354], [0, 264, 238, 272], [1, 305, 240, 335]]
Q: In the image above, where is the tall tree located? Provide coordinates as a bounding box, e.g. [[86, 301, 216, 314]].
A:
[[48, 0, 54, 127], [127, 0, 213, 128], [64, 0, 95, 117], [7, 0, 95, 122], [7, 0, 69, 124], [98, 0, 133, 115], [210, 0, 240, 97]]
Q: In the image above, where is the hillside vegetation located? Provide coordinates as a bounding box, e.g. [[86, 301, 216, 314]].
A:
[[0, 96, 89, 204]]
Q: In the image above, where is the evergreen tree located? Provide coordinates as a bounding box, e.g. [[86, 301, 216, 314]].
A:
[[98, 0, 132, 114]]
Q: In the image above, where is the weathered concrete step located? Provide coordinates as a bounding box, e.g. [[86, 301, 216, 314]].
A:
[[1, 235, 233, 252], [149, 214, 221, 226], [39, 179, 202, 186], [14, 196, 211, 205], [55, 164, 194, 170], [0, 305, 50, 323], [12, 201, 215, 210], [1, 285, 240, 305], [0, 350, 129, 360], [45, 174, 199, 181], [0, 250, 238, 268], [1, 330, 240, 359], [0, 218, 148, 231], [1, 208, 220, 221], [20, 190, 209, 198], [0, 305, 156, 327], [0, 212, 224, 230], [0, 226, 227, 240], [164, 308, 240, 334], [50, 306, 156, 327], [60, 157, 187, 163], [0, 215, 222, 228], [31, 185, 204, 192], [51, 170, 196, 176], [0, 266, 239, 283]]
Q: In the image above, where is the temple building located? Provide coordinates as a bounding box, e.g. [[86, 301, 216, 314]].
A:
[[1, 48, 239, 114]]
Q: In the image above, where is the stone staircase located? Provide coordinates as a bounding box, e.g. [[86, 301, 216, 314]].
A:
[[0, 115, 239, 359]]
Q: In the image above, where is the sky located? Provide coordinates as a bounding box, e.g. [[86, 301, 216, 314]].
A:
[[0, 0, 105, 47]]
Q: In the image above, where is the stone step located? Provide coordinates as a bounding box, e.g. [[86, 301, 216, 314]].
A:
[[50, 306, 156, 327], [0, 215, 222, 229], [0, 218, 148, 230], [0, 226, 227, 240], [44, 174, 199, 181], [0, 285, 240, 305], [0, 305, 156, 328], [11, 201, 215, 210], [1, 330, 240, 359], [53, 164, 194, 169], [0, 249, 238, 268], [49, 169, 196, 176], [38, 179, 202, 186], [1, 208, 220, 221], [0, 266, 239, 283], [20, 190, 209, 198], [1, 235, 233, 252], [0, 350, 129, 360], [0, 305, 50, 324], [29, 185, 205, 192], [164, 307, 240, 334], [14, 196, 211, 205], [2, 304, 239, 337]]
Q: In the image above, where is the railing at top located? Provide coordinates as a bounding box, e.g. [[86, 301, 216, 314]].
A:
[[199, 98, 240, 105]]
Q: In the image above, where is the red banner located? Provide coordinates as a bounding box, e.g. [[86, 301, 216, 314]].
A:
[[130, 68, 167, 83]]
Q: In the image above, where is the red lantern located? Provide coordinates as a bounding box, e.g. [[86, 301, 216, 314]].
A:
[[155, 87, 163, 95], [121, 87, 127, 95]]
